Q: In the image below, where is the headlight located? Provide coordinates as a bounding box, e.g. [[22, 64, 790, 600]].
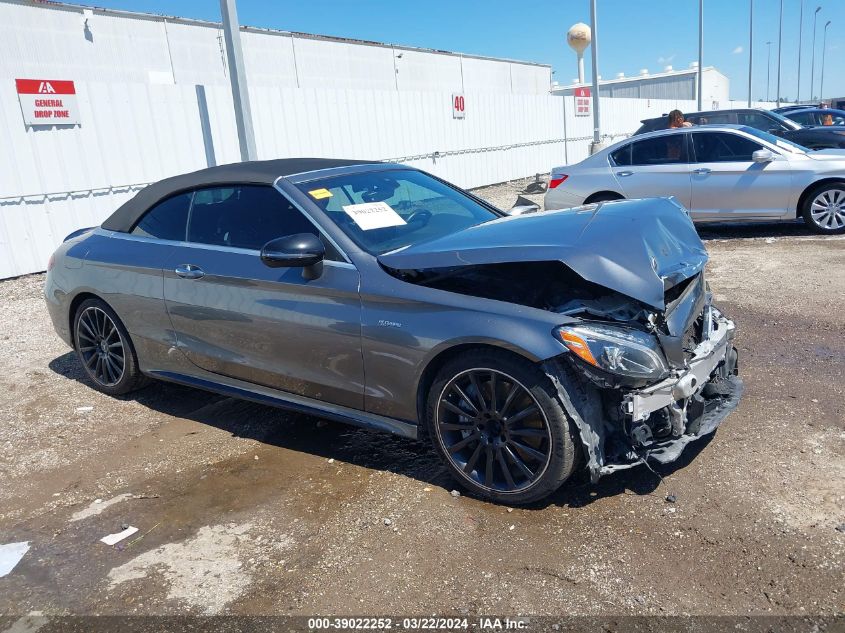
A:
[[555, 324, 669, 381]]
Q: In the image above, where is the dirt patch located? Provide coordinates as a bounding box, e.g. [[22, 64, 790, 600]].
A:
[[107, 523, 255, 615]]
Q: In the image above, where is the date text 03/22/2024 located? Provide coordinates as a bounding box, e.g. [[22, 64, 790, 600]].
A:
[[307, 617, 529, 630]]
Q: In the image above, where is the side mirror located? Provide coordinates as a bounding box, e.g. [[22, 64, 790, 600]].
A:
[[752, 149, 774, 163], [260, 233, 325, 268]]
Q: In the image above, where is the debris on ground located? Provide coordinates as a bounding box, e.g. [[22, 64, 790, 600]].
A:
[[666, 494, 677, 504], [70, 493, 133, 522], [0, 542, 30, 577], [836, 524, 845, 534], [383, 518, 392, 526], [75, 406, 93, 413], [450, 490, 461, 498], [100, 526, 139, 546]]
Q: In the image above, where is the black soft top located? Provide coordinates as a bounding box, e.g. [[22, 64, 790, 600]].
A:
[[101, 158, 378, 232]]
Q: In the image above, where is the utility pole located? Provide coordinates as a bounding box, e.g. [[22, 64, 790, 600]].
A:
[[697, 0, 704, 111], [747, 0, 753, 107], [797, 0, 804, 102], [220, 0, 257, 162], [776, 0, 783, 107], [766, 41, 771, 102], [820, 20, 831, 100], [589, 0, 602, 154], [810, 6, 821, 100]]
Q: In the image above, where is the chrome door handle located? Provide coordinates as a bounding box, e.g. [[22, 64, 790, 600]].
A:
[[616, 171, 634, 177], [174, 264, 205, 279], [693, 167, 712, 174]]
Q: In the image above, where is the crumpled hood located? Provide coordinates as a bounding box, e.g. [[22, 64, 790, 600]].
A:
[[378, 197, 708, 310]]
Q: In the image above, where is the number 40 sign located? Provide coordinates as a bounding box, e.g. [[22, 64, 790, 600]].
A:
[[452, 93, 466, 119]]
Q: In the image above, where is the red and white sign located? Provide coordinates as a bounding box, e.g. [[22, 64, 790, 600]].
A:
[[15, 79, 81, 126], [452, 93, 466, 119], [574, 87, 591, 117]]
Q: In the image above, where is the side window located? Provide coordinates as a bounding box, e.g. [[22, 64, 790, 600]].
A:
[[610, 144, 632, 166], [131, 192, 191, 241], [692, 132, 764, 162], [629, 135, 688, 165], [737, 112, 784, 132], [186, 185, 338, 258], [686, 113, 735, 126], [789, 111, 815, 126]]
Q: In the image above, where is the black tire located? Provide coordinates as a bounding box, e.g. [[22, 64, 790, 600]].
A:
[[801, 182, 845, 234], [584, 192, 623, 204], [72, 297, 148, 396], [424, 348, 580, 505]]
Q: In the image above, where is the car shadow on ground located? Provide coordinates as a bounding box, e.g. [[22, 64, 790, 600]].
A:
[[696, 219, 817, 240], [49, 351, 712, 511]]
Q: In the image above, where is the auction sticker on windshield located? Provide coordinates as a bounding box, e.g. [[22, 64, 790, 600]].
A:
[[342, 202, 407, 230]]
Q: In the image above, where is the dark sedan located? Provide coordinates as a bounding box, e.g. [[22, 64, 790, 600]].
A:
[[784, 108, 845, 127], [45, 159, 741, 504], [634, 107, 845, 150]]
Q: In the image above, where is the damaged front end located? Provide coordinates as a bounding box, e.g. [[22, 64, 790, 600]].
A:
[[379, 197, 742, 481], [545, 287, 742, 482]]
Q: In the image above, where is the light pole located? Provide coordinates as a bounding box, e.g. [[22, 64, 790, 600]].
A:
[[747, 0, 753, 107], [697, 0, 704, 111], [589, 0, 602, 153], [776, 0, 783, 107], [810, 6, 821, 101], [766, 40, 771, 102], [820, 20, 831, 100], [797, 0, 804, 102], [220, 0, 257, 161]]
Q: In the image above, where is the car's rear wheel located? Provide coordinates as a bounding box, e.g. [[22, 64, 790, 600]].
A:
[[73, 298, 147, 395], [802, 183, 845, 234], [425, 349, 580, 505]]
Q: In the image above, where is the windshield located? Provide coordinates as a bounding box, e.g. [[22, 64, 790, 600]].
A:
[[741, 126, 809, 154], [764, 109, 803, 131], [297, 169, 500, 255]]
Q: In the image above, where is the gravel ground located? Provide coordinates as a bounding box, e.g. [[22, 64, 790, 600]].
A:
[[0, 183, 843, 626]]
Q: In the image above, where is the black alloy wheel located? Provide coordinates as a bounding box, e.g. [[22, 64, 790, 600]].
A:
[[73, 297, 148, 395], [435, 368, 553, 493], [76, 305, 126, 386]]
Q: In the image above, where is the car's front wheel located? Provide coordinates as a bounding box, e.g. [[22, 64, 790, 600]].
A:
[[802, 182, 845, 234], [73, 297, 148, 395], [425, 349, 580, 505]]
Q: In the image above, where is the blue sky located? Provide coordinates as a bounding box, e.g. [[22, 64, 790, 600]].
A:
[[88, 0, 843, 101]]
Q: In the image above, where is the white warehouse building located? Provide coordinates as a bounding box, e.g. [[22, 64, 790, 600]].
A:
[[0, 0, 565, 280], [552, 64, 730, 109], [0, 1, 552, 94]]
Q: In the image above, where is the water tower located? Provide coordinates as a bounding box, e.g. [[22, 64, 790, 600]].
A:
[[567, 23, 592, 84]]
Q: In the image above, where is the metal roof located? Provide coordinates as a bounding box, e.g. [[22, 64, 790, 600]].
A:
[[19, 0, 551, 69], [556, 66, 725, 90]]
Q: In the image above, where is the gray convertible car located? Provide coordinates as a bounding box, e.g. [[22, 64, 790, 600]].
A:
[[45, 159, 742, 504]]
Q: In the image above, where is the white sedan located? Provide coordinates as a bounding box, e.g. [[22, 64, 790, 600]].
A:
[[544, 125, 845, 234]]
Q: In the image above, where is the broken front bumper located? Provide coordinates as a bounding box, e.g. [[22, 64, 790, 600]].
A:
[[544, 308, 743, 482], [605, 308, 742, 475], [624, 307, 735, 423]]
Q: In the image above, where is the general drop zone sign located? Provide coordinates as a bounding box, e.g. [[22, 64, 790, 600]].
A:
[[15, 79, 81, 126]]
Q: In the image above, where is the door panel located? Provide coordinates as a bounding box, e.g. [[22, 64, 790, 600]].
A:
[[610, 134, 692, 208], [689, 132, 792, 220], [163, 247, 364, 409]]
